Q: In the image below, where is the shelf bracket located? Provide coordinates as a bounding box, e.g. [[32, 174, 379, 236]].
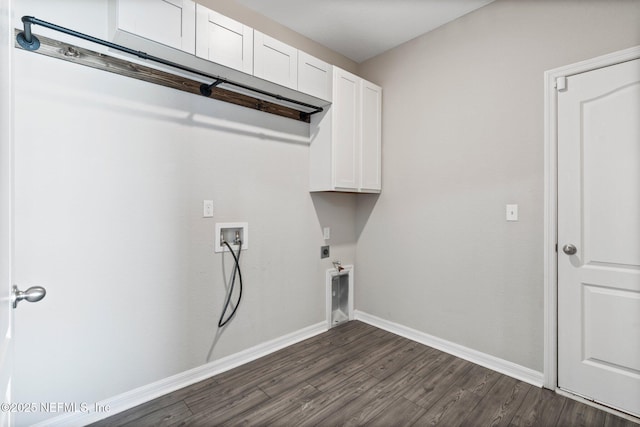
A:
[[200, 80, 223, 97]]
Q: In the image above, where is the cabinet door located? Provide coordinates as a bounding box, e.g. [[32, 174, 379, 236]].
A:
[[195, 5, 253, 74], [298, 51, 332, 101], [253, 31, 298, 89], [360, 80, 382, 192], [332, 68, 360, 190], [117, 0, 196, 54]]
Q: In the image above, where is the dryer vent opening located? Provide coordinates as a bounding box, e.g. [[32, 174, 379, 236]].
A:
[[326, 265, 353, 328]]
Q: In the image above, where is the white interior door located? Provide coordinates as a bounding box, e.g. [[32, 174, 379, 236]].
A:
[[557, 58, 640, 417]]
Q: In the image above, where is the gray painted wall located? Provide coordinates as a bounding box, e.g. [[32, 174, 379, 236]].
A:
[[355, 0, 640, 372]]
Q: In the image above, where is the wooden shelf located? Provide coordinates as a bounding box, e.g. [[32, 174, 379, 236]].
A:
[[14, 28, 321, 123]]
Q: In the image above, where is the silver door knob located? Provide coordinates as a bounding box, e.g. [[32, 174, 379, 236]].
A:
[[562, 244, 577, 255], [12, 285, 46, 309]]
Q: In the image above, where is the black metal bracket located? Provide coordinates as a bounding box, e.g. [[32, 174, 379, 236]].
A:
[[16, 17, 40, 50], [200, 80, 223, 97], [16, 16, 324, 116]]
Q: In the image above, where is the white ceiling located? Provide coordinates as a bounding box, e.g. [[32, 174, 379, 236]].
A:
[[234, 0, 495, 63]]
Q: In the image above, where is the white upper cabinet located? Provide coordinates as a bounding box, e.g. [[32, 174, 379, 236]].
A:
[[360, 80, 382, 191], [298, 51, 332, 102], [115, 0, 196, 54], [310, 67, 382, 193], [112, 2, 335, 120], [195, 5, 253, 74], [332, 68, 361, 190], [253, 31, 298, 90]]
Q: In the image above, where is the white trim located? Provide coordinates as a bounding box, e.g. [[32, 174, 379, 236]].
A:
[[0, 1, 14, 427], [354, 310, 544, 387], [35, 321, 327, 427], [543, 45, 640, 390]]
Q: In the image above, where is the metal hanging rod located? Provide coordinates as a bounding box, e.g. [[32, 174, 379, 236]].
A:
[[16, 16, 324, 117]]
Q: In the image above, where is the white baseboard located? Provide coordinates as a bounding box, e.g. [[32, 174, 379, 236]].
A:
[[354, 310, 544, 388], [36, 322, 327, 427]]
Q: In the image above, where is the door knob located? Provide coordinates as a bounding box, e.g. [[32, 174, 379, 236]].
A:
[[562, 244, 577, 255], [12, 285, 46, 309]]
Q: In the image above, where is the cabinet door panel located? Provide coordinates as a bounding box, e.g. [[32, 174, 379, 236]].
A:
[[118, 0, 195, 54], [195, 6, 253, 74], [332, 69, 360, 190], [309, 67, 382, 193], [254, 31, 298, 89], [298, 51, 332, 101], [360, 81, 382, 191]]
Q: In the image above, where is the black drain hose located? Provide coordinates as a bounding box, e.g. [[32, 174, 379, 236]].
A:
[[218, 240, 243, 328]]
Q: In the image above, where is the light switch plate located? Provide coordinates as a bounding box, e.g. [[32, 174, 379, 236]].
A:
[[203, 200, 214, 218], [323, 227, 331, 240], [506, 204, 518, 221]]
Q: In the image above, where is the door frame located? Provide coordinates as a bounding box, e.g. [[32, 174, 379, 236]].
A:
[[543, 45, 640, 390], [0, 0, 14, 425]]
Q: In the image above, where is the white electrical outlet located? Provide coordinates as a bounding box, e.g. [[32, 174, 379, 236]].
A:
[[506, 204, 518, 221], [203, 200, 214, 218]]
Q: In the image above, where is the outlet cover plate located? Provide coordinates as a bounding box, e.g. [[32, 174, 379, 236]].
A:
[[321, 245, 330, 259]]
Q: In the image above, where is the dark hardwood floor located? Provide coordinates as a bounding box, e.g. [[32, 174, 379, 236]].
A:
[[91, 321, 639, 426]]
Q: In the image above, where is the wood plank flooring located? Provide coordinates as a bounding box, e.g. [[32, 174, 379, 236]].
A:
[[91, 321, 639, 426]]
